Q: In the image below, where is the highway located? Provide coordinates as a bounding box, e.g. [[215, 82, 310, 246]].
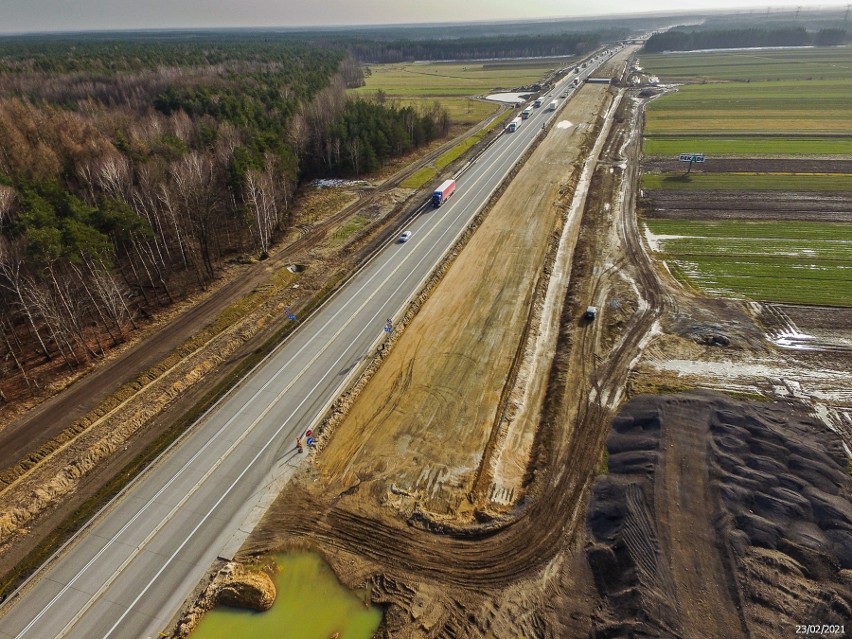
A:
[[0, 52, 614, 639]]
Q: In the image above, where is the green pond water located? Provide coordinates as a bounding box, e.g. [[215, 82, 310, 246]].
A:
[[192, 552, 382, 639]]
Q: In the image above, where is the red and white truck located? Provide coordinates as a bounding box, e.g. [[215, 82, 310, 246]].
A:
[[432, 179, 456, 207]]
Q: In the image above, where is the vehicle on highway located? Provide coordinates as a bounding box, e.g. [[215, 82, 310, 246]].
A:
[[521, 107, 532, 119], [432, 179, 456, 206], [399, 231, 412, 242], [505, 116, 522, 133], [533, 98, 543, 108]]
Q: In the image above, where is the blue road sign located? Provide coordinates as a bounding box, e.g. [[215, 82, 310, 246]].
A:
[[288, 314, 297, 320], [306, 437, 315, 446]]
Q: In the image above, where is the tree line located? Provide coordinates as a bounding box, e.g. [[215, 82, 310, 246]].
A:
[[335, 32, 608, 63], [644, 27, 847, 53], [0, 36, 448, 401]]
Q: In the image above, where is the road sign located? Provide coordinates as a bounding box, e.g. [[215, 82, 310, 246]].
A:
[[288, 314, 296, 320], [679, 153, 705, 163]]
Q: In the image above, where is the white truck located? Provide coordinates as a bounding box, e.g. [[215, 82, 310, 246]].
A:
[[533, 98, 543, 108], [505, 116, 522, 133], [547, 100, 558, 111], [521, 107, 532, 119]]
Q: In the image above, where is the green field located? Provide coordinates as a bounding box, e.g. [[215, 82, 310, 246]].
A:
[[351, 59, 567, 128], [642, 136, 852, 157], [639, 49, 852, 306], [385, 96, 498, 127], [640, 47, 852, 82], [640, 47, 852, 154], [353, 60, 567, 97], [641, 172, 852, 191], [644, 80, 852, 135], [644, 219, 852, 306]]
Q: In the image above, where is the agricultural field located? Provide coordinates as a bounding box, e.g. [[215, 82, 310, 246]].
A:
[[639, 47, 852, 308], [640, 47, 852, 82], [641, 172, 852, 191], [643, 136, 852, 158], [644, 80, 852, 136], [641, 46, 852, 155], [354, 59, 566, 96], [351, 59, 570, 126], [644, 219, 852, 306]]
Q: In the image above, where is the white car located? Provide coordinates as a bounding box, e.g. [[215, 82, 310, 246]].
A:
[[399, 231, 412, 243]]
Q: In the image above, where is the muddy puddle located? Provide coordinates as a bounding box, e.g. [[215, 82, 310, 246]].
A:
[[192, 552, 382, 639]]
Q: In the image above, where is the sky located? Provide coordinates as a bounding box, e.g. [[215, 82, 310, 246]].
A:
[[0, 0, 841, 34]]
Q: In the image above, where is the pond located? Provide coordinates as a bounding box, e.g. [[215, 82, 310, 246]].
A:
[[192, 551, 382, 639]]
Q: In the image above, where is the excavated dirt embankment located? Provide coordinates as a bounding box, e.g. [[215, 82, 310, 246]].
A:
[[587, 391, 852, 639]]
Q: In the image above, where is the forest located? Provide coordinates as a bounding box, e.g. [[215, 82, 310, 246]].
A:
[[644, 27, 847, 53], [0, 35, 449, 401], [330, 32, 612, 63]]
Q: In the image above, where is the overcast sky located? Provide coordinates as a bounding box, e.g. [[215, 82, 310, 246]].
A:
[[0, 0, 838, 34]]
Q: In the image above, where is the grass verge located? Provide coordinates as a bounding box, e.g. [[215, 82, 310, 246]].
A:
[[401, 166, 437, 189]]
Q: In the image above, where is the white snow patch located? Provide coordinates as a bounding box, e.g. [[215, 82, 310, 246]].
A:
[[772, 329, 818, 350], [311, 178, 370, 189], [486, 92, 531, 104], [642, 224, 691, 252], [556, 120, 574, 129]]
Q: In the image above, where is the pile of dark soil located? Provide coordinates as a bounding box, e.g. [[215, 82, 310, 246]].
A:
[[586, 391, 852, 639]]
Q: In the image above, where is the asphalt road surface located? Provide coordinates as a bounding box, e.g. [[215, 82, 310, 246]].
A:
[[0, 52, 615, 639]]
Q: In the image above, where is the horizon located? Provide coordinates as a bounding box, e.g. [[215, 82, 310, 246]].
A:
[[1, 1, 847, 37]]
